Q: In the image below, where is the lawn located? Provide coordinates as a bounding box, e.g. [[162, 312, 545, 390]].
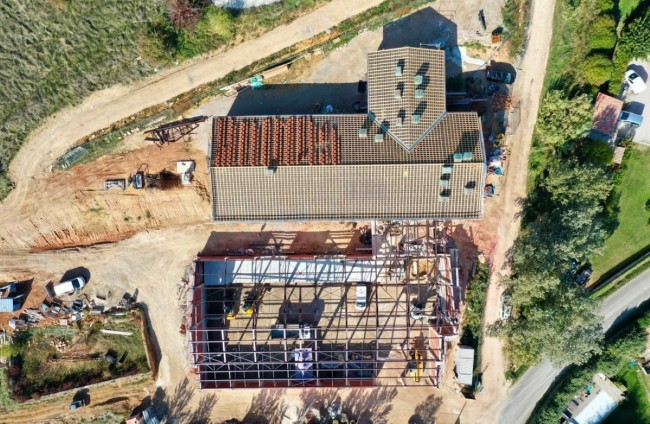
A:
[[591, 147, 650, 282], [619, 0, 643, 21], [7, 313, 149, 401], [605, 366, 650, 423]]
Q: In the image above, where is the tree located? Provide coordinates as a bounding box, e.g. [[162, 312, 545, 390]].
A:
[[588, 15, 617, 50], [536, 91, 593, 151], [491, 285, 603, 370], [579, 139, 614, 165], [583, 53, 613, 86]]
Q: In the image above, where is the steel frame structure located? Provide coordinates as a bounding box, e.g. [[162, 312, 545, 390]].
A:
[[187, 221, 461, 389], [144, 116, 208, 146]]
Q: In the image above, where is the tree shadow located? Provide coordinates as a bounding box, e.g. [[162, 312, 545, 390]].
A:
[[408, 393, 443, 424], [59, 267, 91, 284], [73, 387, 90, 405], [342, 387, 398, 424], [242, 389, 289, 424], [295, 388, 341, 422], [152, 377, 219, 424]]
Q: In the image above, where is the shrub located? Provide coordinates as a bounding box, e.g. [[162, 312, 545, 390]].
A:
[[588, 15, 617, 50], [583, 53, 613, 85], [579, 139, 614, 165]]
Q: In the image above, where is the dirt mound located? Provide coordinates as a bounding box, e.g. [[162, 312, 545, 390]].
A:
[[0, 141, 210, 251]]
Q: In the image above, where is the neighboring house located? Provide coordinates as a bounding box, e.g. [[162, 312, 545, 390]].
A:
[[590, 93, 623, 143], [209, 47, 486, 222], [0, 282, 24, 313], [455, 345, 474, 386], [561, 373, 625, 424]]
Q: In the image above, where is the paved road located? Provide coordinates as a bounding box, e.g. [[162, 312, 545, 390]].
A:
[[497, 265, 650, 423]]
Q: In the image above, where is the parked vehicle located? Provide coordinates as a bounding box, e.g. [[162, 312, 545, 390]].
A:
[[625, 69, 647, 94], [355, 283, 367, 311], [619, 111, 644, 127], [486, 67, 515, 84], [69, 399, 86, 410], [54, 276, 86, 297], [500, 293, 512, 321], [575, 267, 592, 287]]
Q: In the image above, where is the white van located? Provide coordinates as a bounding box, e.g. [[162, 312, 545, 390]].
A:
[[54, 277, 86, 297], [355, 283, 367, 310]]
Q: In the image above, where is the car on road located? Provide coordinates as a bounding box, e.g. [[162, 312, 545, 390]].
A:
[[54, 276, 86, 297], [486, 67, 515, 84], [625, 69, 647, 94], [500, 293, 512, 321]]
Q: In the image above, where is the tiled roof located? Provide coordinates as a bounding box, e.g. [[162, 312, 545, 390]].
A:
[[367, 47, 446, 150], [208, 47, 486, 222], [593, 92, 623, 136]]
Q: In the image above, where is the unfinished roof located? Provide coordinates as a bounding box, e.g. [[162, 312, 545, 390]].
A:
[[593, 92, 623, 137], [367, 47, 446, 150], [209, 47, 486, 222]]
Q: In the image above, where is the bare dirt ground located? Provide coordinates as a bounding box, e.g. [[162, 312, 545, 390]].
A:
[[0, 140, 210, 251], [0, 0, 556, 422], [2, 375, 154, 424]]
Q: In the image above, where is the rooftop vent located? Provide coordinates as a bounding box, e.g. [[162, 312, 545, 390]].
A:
[[415, 89, 424, 99], [414, 74, 423, 85], [395, 88, 402, 99], [358, 128, 368, 138], [438, 179, 450, 187], [453, 153, 464, 163], [411, 114, 421, 124], [464, 181, 476, 195], [396, 116, 403, 127], [395, 65, 403, 77], [442, 165, 453, 174], [438, 189, 451, 202], [462, 152, 474, 161], [374, 133, 384, 143]]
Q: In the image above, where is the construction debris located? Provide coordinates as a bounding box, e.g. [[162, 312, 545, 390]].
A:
[[144, 116, 208, 146], [492, 92, 512, 110]]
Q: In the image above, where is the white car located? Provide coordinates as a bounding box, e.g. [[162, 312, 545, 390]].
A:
[[500, 293, 512, 321], [625, 69, 647, 94], [54, 276, 86, 297]]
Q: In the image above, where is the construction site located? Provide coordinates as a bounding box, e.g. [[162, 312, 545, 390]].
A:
[[187, 221, 463, 390]]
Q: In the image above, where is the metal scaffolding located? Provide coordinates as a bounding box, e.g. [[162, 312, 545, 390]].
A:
[[187, 222, 460, 389]]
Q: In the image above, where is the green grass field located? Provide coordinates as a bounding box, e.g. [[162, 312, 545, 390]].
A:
[[619, 0, 643, 21], [591, 147, 650, 281], [605, 366, 650, 423]]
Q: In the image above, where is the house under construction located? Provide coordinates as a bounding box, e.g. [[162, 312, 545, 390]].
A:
[[187, 222, 463, 389], [209, 47, 486, 222]]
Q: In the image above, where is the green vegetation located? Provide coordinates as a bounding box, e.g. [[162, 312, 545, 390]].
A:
[[7, 314, 149, 401], [145, 0, 328, 63], [583, 53, 614, 86], [461, 264, 490, 382], [543, 0, 648, 93], [531, 308, 650, 423], [502, 0, 532, 56], [605, 366, 650, 423], [495, 64, 618, 375], [612, 8, 650, 92], [591, 147, 650, 282], [588, 15, 617, 50]]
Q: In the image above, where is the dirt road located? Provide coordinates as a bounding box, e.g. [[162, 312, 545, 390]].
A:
[[2, 375, 154, 424], [473, 0, 557, 421], [0, 0, 385, 249]]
